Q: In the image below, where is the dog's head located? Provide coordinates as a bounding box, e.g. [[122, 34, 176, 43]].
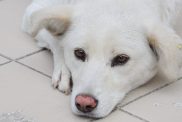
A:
[[30, 4, 182, 118]]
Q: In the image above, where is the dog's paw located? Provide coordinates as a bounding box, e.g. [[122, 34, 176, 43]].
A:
[[52, 67, 71, 95], [52, 79, 59, 89], [57, 74, 71, 95]]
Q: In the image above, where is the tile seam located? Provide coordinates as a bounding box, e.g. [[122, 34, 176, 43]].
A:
[[118, 80, 179, 108], [0, 48, 46, 61], [15, 61, 51, 79], [0, 53, 13, 61], [15, 48, 46, 61], [0, 49, 52, 80], [119, 109, 150, 122], [0, 61, 12, 66], [89, 108, 149, 122]]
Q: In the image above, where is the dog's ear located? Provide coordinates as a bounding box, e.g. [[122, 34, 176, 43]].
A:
[[146, 23, 182, 81], [30, 5, 72, 37]]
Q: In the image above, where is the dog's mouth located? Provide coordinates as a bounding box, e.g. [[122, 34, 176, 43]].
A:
[[69, 77, 73, 92]]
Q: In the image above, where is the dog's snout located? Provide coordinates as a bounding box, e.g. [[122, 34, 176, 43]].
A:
[[75, 94, 98, 113]]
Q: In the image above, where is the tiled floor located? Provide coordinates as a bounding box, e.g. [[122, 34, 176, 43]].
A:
[[0, 0, 182, 122]]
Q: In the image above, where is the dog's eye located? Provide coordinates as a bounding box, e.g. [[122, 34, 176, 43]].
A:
[[74, 48, 86, 62], [111, 54, 129, 67]]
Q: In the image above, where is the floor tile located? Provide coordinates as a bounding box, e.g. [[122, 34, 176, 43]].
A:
[[0, 62, 88, 122], [19, 50, 53, 77], [122, 79, 182, 122], [0, 0, 40, 59], [0, 56, 9, 65], [119, 75, 173, 107], [94, 110, 144, 122]]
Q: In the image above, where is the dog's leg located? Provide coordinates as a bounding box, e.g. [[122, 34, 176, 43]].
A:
[[52, 47, 71, 95], [22, 4, 72, 94], [36, 29, 71, 94]]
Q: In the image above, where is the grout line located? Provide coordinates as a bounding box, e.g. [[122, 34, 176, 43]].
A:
[[89, 107, 149, 122], [0, 49, 51, 79], [120, 109, 150, 122], [0, 48, 45, 62], [15, 61, 51, 79], [15, 48, 46, 61], [0, 53, 13, 61], [0, 61, 12, 66], [118, 80, 178, 108]]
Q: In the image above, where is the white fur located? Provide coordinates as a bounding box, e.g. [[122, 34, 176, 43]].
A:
[[22, 0, 182, 118]]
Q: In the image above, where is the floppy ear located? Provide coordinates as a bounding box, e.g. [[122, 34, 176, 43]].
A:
[[146, 23, 182, 81], [30, 5, 72, 37]]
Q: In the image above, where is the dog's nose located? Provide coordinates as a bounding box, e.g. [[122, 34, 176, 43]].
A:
[[75, 94, 98, 113]]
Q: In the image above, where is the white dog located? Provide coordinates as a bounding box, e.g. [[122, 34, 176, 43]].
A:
[[22, 0, 182, 118]]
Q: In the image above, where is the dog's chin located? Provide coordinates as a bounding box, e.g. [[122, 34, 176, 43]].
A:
[[71, 103, 115, 119], [72, 109, 112, 119]]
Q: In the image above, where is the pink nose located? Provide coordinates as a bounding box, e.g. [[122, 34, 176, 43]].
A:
[[75, 94, 98, 113]]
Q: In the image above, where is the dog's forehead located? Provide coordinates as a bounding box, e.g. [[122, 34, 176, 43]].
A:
[[65, 6, 147, 55], [66, 23, 146, 57]]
